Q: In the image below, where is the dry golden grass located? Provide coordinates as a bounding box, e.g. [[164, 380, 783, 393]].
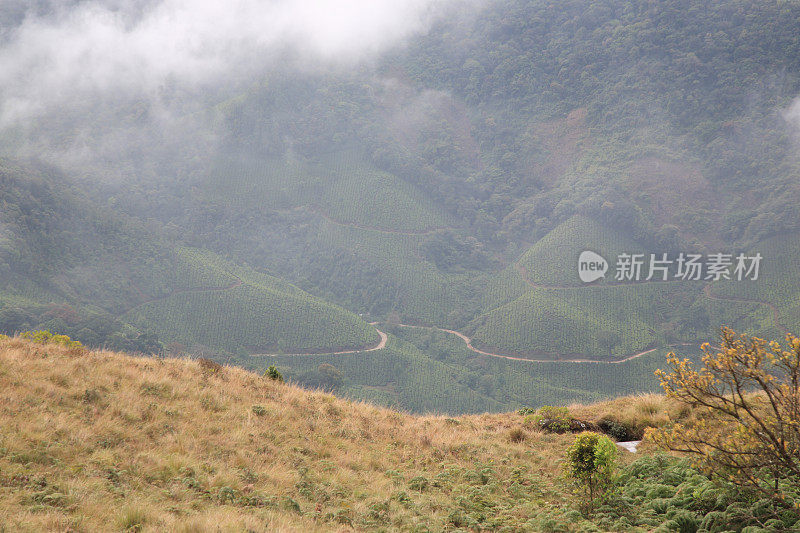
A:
[[0, 337, 661, 532], [568, 393, 689, 431]]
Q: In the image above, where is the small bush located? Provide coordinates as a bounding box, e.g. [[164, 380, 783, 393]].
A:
[[82, 388, 101, 404], [669, 509, 700, 533], [566, 432, 617, 513], [252, 405, 268, 416], [598, 418, 638, 441], [333, 508, 353, 525], [448, 508, 469, 528], [409, 476, 429, 491], [197, 358, 222, 373], [21, 330, 83, 350], [368, 501, 390, 524], [264, 365, 284, 382], [282, 496, 301, 513], [217, 486, 238, 504], [529, 406, 572, 433]]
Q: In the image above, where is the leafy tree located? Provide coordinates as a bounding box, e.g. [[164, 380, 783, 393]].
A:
[[565, 431, 617, 513], [264, 365, 284, 383], [650, 328, 800, 508], [20, 330, 83, 350]]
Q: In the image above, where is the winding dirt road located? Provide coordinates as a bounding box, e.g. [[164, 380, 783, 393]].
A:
[[391, 323, 694, 364], [251, 272, 786, 362], [126, 247, 788, 363], [702, 284, 790, 334], [250, 327, 387, 357]]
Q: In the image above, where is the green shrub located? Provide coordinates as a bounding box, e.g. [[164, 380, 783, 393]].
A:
[[565, 431, 617, 513], [333, 508, 353, 525], [21, 330, 83, 350], [409, 476, 429, 491], [264, 365, 284, 382], [668, 509, 700, 533], [368, 501, 390, 524], [217, 486, 238, 504], [529, 406, 572, 433], [590, 454, 800, 532], [448, 508, 469, 528], [597, 418, 635, 441]]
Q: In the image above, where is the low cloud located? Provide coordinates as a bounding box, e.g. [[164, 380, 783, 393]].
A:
[[0, 0, 455, 127], [784, 97, 800, 132]]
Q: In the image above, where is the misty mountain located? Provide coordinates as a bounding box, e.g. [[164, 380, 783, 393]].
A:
[[1, 0, 800, 413]]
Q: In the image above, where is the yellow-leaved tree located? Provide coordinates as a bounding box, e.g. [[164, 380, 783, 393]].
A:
[[649, 327, 799, 507]]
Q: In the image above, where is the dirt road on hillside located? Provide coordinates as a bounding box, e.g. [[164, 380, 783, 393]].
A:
[[250, 327, 387, 357], [390, 323, 694, 364]]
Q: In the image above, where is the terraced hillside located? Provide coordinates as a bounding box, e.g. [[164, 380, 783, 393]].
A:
[[0, 165, 379, 358], [707, 233, 800, 335], [266, 325, 699, 414], [470, 216, 791, 361], [122, 252, 379, 358]]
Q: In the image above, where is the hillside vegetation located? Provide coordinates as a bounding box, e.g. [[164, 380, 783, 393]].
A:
[[0, 336, 604, 531], [3, 0, 800, 415], [0, 164, 378, 359], [3, 336, 798, 532]]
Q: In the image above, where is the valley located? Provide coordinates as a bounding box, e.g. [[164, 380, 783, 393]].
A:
[[1, 0, 800, 416]]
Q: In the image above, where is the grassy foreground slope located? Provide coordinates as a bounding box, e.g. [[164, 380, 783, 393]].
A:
[[0, 336, 700, 532]]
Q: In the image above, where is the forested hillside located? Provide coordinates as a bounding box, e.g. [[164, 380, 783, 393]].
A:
[[1, 0, 800, 413]]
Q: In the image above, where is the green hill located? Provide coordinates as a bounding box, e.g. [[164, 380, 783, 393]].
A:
[[515, 215, 647, 288], [0, 163, 378, 358], [3, 0, 800, 415]]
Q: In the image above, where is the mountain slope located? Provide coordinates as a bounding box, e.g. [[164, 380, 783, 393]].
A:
[[0, 336, 584, 531], [4, 336, 795, 532], [0, 162, 378, 357], [0, 335, 713, 532]]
